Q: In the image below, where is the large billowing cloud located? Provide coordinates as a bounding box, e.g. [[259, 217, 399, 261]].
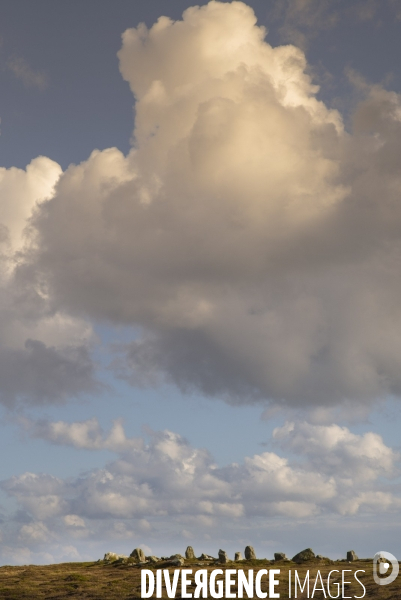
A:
[[0, 158, 97, 406], [11, 0, 401, 409], [1, 418, 399, 563]]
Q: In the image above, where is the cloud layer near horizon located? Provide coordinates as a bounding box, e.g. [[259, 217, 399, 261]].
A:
[[0, 418, 399, 564], [3, 0, 401, 409]]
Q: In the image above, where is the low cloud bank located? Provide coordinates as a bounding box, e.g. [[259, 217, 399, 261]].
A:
[[1, 418, 399, 563]]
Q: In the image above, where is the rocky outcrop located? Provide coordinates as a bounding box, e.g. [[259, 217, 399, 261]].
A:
[[130, 548, 146, 562], [104, 552, 127, 562], [198, 553, 214, 561], [245, 546, 256, 560], [104, 552, 117, 562], [146, 556, 160, 563], [168, 556, 185, 567], [218, 549, 229, 564], [292, 548, 315, 563], [101, 546, 363, 568]]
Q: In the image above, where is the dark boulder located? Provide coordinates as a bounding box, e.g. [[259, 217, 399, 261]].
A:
[[292, 548, 315, 563], [274, 552, 287, 561]]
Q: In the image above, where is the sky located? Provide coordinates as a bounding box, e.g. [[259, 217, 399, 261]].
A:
[[1, 0, 401, 566]]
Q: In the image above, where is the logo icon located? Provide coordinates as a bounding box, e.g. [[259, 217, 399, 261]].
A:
[[373, 551, 399, 585]]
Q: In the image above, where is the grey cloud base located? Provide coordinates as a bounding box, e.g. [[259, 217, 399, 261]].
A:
[[0, 340, 98, 407]]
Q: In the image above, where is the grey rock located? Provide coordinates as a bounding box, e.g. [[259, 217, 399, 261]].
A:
[[292, 548, 315, 563], [146, 555, 160, 563], [169, 557, 185, 567], [218, 549, 229, 564], [198, 553, 214, 561], [245, 546, 256, 560], [103, 552, 127, 562], [347, 550, 358, 562], [185, 546, 195, 559], [130, 548, 146, 562], [234, 552, 243, 561], [274, 552, 287, 561], [104, 552, 118, 562], [316, 555, 332, 562]]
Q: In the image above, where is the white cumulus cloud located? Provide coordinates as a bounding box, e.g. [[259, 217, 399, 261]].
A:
[[0, 158, 99, 406], [4, 418, 400, 525], [2, 416, 401, 562]]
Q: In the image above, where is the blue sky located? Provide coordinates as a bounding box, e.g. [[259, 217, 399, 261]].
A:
[[2, 0, 401, 565], [2, 0, 401, 171]]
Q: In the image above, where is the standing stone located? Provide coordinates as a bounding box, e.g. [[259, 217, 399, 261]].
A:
[[347, 550, 358, 562], [274, 553, 287, 561], [185, 546, 195, 559], [245, 546, 256, 560], [235, 552, 243, 561], [218, 549, 229, 564], [130, 547, 146, 562], [292, 548, 315, 563]]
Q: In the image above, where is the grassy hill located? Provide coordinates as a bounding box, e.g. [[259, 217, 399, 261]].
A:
[[0, 558, 399, 598]]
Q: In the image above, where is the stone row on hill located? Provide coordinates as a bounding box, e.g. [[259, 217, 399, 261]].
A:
[[102, 546, 360, 566]]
